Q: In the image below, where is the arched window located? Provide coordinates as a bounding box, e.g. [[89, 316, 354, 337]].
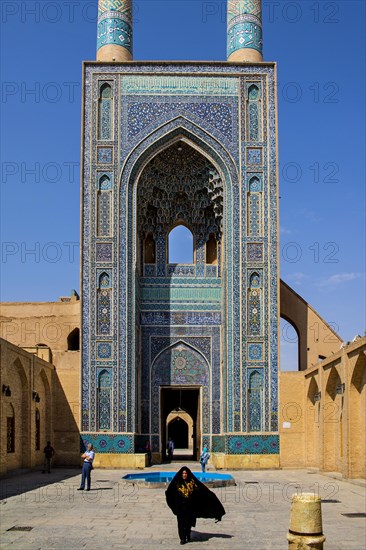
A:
[[144, 233, 156, 264], [98, 83, 112, 140], [168, 225, 194, 264], [67, 328, 80, 351], [206, 233, 218, 265]]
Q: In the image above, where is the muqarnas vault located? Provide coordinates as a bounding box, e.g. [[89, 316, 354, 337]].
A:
[[81, 0, 279, 467]]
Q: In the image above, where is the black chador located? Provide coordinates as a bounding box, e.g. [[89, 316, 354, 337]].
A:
[[165, 466, 226, 545]]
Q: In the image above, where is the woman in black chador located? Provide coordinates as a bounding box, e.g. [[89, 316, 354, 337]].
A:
[[165, 466, 225, 545]]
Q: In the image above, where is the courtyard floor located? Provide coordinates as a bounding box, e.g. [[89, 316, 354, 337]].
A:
[[0, 463, 365, 549]]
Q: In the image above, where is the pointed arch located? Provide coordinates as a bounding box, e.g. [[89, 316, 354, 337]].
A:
[[98, 369, 112, 431], [67, 327, 80, 351], [248, 369, 264, 431], [118, 119, 238, 434], [306, 376, 320, 467], [323, 365, 343, 472], [98, 83, 113, 140]]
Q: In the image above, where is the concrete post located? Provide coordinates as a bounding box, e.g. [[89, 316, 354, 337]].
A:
[[287, 493, 326, 549]]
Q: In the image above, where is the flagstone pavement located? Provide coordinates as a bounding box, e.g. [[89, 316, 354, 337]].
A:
[[1, 463, 365, 549]]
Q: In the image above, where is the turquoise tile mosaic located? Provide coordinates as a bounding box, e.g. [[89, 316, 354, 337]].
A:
[[81, 63, 279, 454]]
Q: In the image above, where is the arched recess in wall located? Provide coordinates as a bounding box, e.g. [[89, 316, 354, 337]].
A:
[[323, 366, 342, 472], [36, 368, 52, 445], [280, 316, 300, 371], [97, 174, 112, 236], [122, 119, 238, 435], [168, 416, 189, 448], [9, 358, 29, 468], [98, 83, 113, 140], [349, 353, 366, 477], [6, 403, 15, 453], [166, 409, 194, 450], [98, 369, 112, 431], [206, 233, 218, 264], [150, 341, 210, 445], [248, 370, 264, 431], [306, 376, 320, 467], [67, 328, 80, 351]]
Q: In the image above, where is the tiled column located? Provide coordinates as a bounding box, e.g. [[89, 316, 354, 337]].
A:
[[227, 0, 263, 62], [97, 0, 133, 61]]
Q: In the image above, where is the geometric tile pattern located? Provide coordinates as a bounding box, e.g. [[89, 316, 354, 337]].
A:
[[81, 62, 279, 453], [226, 434, 279, 454], [80, 433, 133, 453], [97, 1, 132, 54], [227, 1, 263, 58], [248, 343, 263, 361], [248, 369, 263, 431]]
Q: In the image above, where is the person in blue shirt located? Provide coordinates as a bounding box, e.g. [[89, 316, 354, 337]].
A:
[[78, 443, 95, 491], [199, 447, 210, 472]]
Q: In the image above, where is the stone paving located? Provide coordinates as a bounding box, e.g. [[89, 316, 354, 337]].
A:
[[0, 463, 365, 549]]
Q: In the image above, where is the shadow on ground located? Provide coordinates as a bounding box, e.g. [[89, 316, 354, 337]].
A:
[[191, 531, 233, 542], [0, 468, 80, 500]]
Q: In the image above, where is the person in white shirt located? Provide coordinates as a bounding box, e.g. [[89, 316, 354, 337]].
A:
[[78, 443, 95, 491]]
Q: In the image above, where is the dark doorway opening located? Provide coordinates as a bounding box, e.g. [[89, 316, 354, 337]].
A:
[[161, 387, 200, 461], [168, 417, 189, 448]]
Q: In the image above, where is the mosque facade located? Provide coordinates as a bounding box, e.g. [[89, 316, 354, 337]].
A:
[[81, 0, 280, 464]]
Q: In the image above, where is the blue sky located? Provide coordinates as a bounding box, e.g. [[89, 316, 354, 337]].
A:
[[1, 1, 365, 365]]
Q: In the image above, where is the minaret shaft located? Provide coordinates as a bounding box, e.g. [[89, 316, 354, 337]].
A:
[[227, 0, 263, 62], [97, 0, 133, 62]]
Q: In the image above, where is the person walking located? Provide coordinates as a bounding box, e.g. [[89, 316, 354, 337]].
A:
[[78, 443, 95, 491], [199, 447, 210, 473], [166, 466, 225, 545], [42, 441, 55, 473]]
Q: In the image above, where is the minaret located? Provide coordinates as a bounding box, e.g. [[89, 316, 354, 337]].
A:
[[97, 0, 133, 62], [227, 0, 263, 62]]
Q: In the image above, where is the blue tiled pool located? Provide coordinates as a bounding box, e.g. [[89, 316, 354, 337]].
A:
[[122, 471, 235, 487]]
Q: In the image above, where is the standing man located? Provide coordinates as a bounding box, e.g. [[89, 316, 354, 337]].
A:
[[78, 443, 95, 491], [199, 447, 210, 473], [167, 438, 175, 462], [42, 441, 55, 473]]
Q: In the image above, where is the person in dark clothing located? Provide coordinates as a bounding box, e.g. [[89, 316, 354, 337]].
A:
[[167, 437, 174, 461], [145, 441, 152, 466], [166, 466, 225, 545], [42, 441, 55, 473]]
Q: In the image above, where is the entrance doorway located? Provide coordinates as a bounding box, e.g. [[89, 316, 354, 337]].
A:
[[161, 387, 200, 461]]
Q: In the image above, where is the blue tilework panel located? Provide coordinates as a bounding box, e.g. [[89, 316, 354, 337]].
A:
[[81, 62, 279, 451], [227, 435, 279, 454], [80, 433, 133, 454]]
